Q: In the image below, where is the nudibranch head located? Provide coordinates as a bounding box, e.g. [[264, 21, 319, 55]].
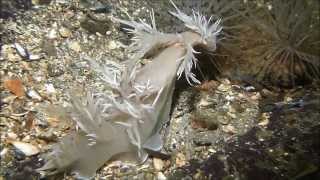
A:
[[169, 0, 222, 51]]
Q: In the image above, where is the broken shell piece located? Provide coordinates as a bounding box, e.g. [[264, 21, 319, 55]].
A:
[[27, 89, 43, 101], [45, 83, 56, 94], [28, 54, 42, 61], [14, 43, 29, 58], [10, 141, 40, 156]]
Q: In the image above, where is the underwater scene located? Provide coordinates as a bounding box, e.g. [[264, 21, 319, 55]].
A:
[[1, 0, 319, 179]]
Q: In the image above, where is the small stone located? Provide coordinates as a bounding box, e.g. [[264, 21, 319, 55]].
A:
[[7, 132, 18, 140], [41, 39, 57, 57], [14, 43, 28, 58], [285, 96, 293, 102], [0, 148, 9, 158], [47, 28, 58, 39], [227, 112, 236, 119], [194, 147, 203, 152], [69, 41, 81, 52], [2, 95, 16, 104], [89, 2, 112, 13], [157, 172, 167, 180], [153, 158, 164, 171], [7, 51, 23, 62], [26, 89, 42, 101], [32, 0, 52, 5], [106, 31, 112, 35], [140, 58, 151, 65], [80, 17, 110, 34], [221, 78, 231, 85], [175, 153, 186, 167], [22, 135, 31, 142], [198, 98, 211, 108], [261, 88, 276, 97], [208, 148, 216, 153], [47, 63, 65, 77], [32, 0, 39, 5], [4, 79, 25, 97], [193, 136, 212, 146], [250, 92, 261, 100], [222, 124, 237, 134], [37, 130, 57, 142], [218, 115, 230, 125], [1, 44, 22, 62], [228, 106, 236, 113], [59, 27, 72, 37], [258, 113, 270, 126], [10, 141, 40, 156], [190, 118, 207, 129], [28, 54, 42, 61], [45, 83, 56, 94], [244, 86, 255, 92], [108, 40, 117, 50], [217, 84, 231, 92]]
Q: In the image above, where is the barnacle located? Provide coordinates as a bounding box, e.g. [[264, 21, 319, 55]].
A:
[[247, 0, 320, 87]]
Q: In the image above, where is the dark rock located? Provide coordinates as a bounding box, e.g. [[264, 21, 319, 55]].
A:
[[80, 16, 110, 34]]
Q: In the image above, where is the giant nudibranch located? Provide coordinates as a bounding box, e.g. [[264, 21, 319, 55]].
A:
[[38, 1, 222, 178]]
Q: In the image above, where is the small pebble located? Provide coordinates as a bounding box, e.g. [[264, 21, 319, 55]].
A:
[[175, 153, 186, 167], [0, 148, 9, 158], [69, 41, 81, 52], [47, 63, 65, 77], [47, 28, 58, 39], [10, 141, 40, 156], [222, 124, 237, 134], [28, 54, 42, 61], [157, 172, 167, 180], [14, 43, 29, 58], [108, 41, 117, 50], [59, 27, 72, 37], [27, 89, 42, 101], [7, 132, 18, 140], [153, 158, 164, 171], [45, 83, 56, 94]]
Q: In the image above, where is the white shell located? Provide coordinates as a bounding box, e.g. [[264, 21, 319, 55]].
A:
[[11, 141, 40, 156], [29, 54, 42, 60], [27, 89, 42, 101], [14, 43, 28, 58]]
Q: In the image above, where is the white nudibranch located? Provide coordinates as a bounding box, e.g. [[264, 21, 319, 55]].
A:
[[38, 1, 222, 179]]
